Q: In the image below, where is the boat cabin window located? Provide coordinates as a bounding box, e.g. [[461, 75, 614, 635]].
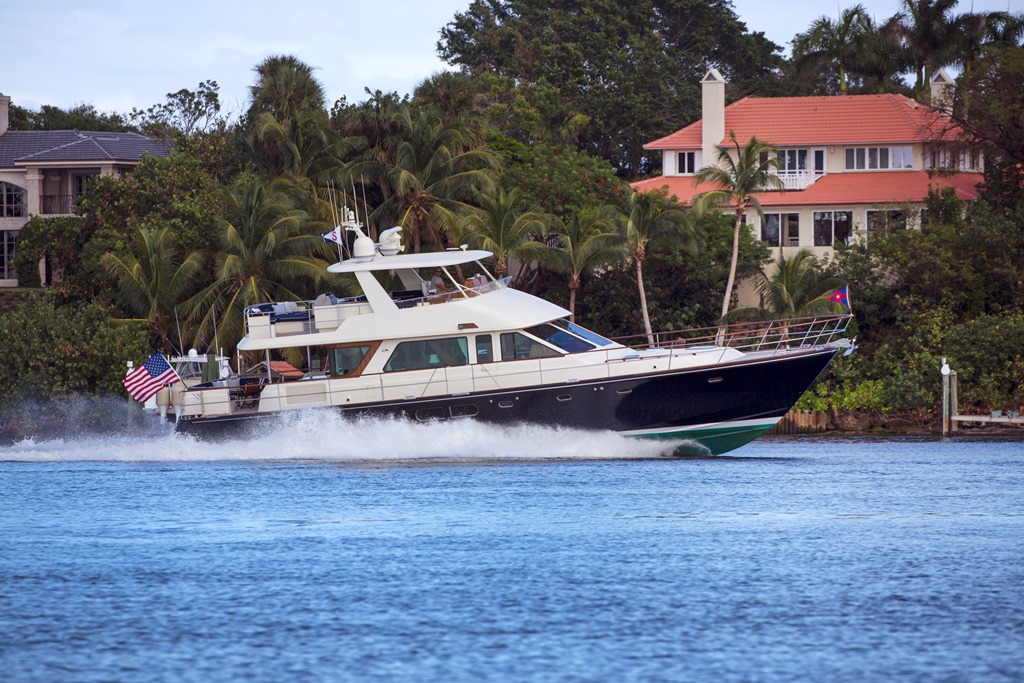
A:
[[525, 323, 597, 353], [500, 332, 561, 361], [327, 344, 374, 377], [475, 335, 494, 363], [551, 319, 616, 347], [384, 337, 469, 372]]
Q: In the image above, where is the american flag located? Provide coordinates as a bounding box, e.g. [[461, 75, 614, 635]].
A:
[[123, 353, 181, 403]]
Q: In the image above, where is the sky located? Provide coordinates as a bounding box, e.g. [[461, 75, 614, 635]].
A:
[[3, 0, 1019, 116]]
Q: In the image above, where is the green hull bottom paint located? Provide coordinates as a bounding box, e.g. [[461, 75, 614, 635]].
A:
[[632, 423, 777, 456]]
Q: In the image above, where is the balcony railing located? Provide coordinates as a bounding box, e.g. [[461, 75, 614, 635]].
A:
[[41, 195, 77, 215], [773, 171, 824, 191]]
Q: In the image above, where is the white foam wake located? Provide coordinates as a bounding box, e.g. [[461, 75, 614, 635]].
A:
[[0, 409, 683, 462]]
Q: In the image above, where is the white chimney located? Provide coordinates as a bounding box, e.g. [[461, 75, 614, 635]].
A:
[[930, 69, 954, 114], [702, 68, 726, 166], [0, 94, 10, 136]]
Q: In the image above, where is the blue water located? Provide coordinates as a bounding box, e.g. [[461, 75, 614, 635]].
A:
[[2, 414, 1023, 682]]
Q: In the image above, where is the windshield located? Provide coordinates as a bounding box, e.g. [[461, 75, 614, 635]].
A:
[[525, 323, 595, 353], [549, 319, 617, 347]]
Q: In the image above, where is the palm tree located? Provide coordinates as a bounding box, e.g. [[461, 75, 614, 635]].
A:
[[726, 249, 848, 322], [103, 226, 205, 351], [185, 176, 330, 351], [952, 11, 1024, 74], [351, 107, 499, 253], [850, 16, 910, 93], [247, 55, 326, 122], [413, 71, 481, 122], [549, 205, 621, 321], [793, 4, 872, 94], [253, 110, 349, 182], [894, 0, 960, 101], [615, 191, 696, 346], [457, 187, 550, 282], [693, 133, 784, 323]]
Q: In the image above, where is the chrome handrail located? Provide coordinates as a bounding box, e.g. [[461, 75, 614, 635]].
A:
[[611, 314, 853, 353]]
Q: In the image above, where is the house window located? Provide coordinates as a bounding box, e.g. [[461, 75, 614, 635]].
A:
[[762, 214, 780, 246], [1, 230, 17, 280], [779, 149, 808, 173], [866, 210, 906, 240], [813, 211, 853, 247], [762, 150, 811, 175], [927, 146, 981, 172], [74, 175, 91, 196], [677, 151, 700, 175], [1, 182, 27, 218], [813, 149, 826, 174], [762, 213, 800, 247], [845, 146, 913, 170]]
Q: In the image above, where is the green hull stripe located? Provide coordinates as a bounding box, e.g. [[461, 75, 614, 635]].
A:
[[631, 422, 777, 455]]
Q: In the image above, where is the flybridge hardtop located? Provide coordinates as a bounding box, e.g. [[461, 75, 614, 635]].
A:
[[237, 225, 573, 352], [159, 215, 854, 455]]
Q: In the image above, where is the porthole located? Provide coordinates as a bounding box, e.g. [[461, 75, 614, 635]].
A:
[[415, 407, 446, 421], [450, 404, 479, 418]]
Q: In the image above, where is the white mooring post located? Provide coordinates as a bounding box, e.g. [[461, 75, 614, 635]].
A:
[[941, 358, 959, 437]]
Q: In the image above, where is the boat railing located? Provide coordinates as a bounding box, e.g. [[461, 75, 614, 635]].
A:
[[243, 277, 510, 337], [394, 275, 510, 309], [611, 314, 853, 354]]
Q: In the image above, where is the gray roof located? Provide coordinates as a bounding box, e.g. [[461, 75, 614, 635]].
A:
[[0, 129, 172, 168]]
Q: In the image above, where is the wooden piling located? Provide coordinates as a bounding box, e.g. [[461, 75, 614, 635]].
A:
[[768, 410, 833, 435]]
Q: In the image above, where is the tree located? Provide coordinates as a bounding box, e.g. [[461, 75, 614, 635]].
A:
[[792, 4, 872, 94], [254, 109, 347, 183], [129, 80, 223, 138], [549, 206, 621, 320], [457, 187, 549, 281], [331, 89, 413, 227], [488, 133, 628, 222], [247, 55, 326, 122], [954, 46, 1024, 166], [726, 249, 847, 322], [241, 55, 329, 176], [350, 107, 500, 252], [693, 133, 783, 322], [9, 102, 130, 132], [413, 71, 483, 122], [102, 227, 206, 352], [848, 17, 910, 94], [438, 0, 785, 177], [615, 190, 696, 345], [0, 293, 150, 417], [26, 154, 222, 305], [894, 0, 961, 101], [185, 176, 329, 351]]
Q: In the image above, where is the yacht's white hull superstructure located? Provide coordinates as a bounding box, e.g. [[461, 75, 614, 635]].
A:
[[171, 222, 852, 454]]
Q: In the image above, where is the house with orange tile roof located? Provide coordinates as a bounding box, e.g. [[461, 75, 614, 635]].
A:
[[634, 68, 983, 257]]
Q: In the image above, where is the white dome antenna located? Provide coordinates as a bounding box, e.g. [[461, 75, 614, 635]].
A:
[[347, 224, 375, 262], [378, 226, 404, 256]]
